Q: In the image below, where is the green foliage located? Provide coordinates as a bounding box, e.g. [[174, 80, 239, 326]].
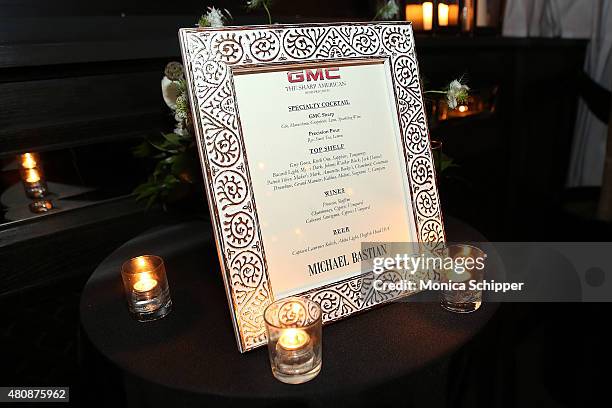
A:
[[133, 131, 198, 210], [439, 152, 458, 174]]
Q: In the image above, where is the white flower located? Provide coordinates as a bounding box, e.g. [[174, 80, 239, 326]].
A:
[[161, 76, 181, 110], [199, 6, 231, 27], [174, 123, 188, 136], [446, 79, 470, 109], [376, 0, 400, 20]]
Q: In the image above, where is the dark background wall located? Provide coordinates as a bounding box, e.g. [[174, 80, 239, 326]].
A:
[[1, 0, 589, 293], [0, 0, 376, 156], [0, 0, 372, 16], [0, 0, 383, 295]]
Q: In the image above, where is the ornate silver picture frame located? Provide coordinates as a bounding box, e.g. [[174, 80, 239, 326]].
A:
[[179, 22, 445, 352]]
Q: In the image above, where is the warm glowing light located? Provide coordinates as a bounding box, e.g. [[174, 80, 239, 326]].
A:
[[25, 168, 41, 183], [136, 256, 148, 269], [405, 4, 424, 30], [458, 105, 468, 113], [37, 201, 53, 210], [278, 328, 310, 351], [438, 3, 449, 26], [294, 228, 302, 235], [449, 4, 459, 25], [423, 2, 434, 30], [133, 273, 158, 292], [21, 153, 38, 169], [258, 162, 265, 170]]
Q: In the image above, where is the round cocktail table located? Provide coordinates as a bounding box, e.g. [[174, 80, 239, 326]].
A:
[[80, 216, 497, 407]]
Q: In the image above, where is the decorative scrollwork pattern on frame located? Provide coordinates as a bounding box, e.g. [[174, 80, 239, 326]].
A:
[[249, 31, 281, 62], [179, 23, 445, 352], [215, 170, 248, 209]]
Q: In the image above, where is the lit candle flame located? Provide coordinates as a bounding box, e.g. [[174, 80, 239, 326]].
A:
[[132, 257, 158, 292], [21, 153, 37, 169], [278, 328, 310, 351], [133, 272, 158, 292], [25, 168, 41, 183], [458, 105, 468, 113]]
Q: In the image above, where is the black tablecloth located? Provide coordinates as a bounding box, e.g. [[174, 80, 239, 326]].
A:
[[80, 217, 497, 405]]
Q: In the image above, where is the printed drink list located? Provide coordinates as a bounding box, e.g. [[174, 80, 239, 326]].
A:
[[232, 59, 419, 297]]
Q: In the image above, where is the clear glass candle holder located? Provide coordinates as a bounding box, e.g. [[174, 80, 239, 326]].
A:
[[121, 255, 172, 322], [20, 167, 48, 199], [440, 244, 486, 313], [264, 297, 322, 384]]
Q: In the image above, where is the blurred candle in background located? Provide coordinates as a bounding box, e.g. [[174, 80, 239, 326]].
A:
[[21, 153, 38, 169], [405, 4, 424, 31], [19, 152, 48, 199], [448, 4, 459, 25], [423, 2, 434, 31], [438, 3, 449, 26], [24, 168, 41, 183]]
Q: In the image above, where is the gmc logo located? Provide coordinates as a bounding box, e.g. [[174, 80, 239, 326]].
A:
[[287, 67, 341, 83]]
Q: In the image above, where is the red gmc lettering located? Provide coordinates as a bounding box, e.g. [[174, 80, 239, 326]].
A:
[[306, 69, 325, 82], [287, 68, 341, 83], [287, 71, 305, 83], [325, 67, 340, 80]]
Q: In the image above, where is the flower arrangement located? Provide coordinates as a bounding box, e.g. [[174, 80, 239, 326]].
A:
[[133, 2, 468, 208], [198, 6, 232, 28], [425, 78, 470, 110]]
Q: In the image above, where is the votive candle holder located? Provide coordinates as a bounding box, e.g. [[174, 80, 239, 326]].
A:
[[121, 255, 172, 322], [440, 244, 486, 313], [20, 166, 48, 199], [264, 297, 322, 384]]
